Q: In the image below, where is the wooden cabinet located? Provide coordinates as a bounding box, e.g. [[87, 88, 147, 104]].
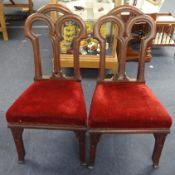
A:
[[154, 13, 175, 46], [0, 1, 8, 41], [49, 0, 118, 73]]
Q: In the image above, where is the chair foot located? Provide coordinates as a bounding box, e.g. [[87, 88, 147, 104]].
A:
[[89, 133, 101, 167], [152, 133, 168, 167], [81, 162, 87, 166], [153, 164, 159, 169], [75, 131, 86, 165], [88, 165, 94, 170], [10, 127, 25, 163], [18, 160, 25, 164]]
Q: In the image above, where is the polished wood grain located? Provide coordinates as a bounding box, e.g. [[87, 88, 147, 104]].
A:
[[96, 5, 156, 82], [24, 4, 87, 81]]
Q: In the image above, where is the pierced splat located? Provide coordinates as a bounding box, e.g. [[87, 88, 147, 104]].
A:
[[24, 4, 87, 80], [93, 6, 156, 82]]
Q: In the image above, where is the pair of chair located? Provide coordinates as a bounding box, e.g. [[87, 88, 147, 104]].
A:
[[6, 4, 172, 168]]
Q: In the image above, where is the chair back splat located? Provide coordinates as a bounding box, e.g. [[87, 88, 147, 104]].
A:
[[24, 4, 87, 80], [94, 5, 156, 82]]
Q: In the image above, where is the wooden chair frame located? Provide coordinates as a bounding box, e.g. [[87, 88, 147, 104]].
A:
[[88, 5, 170, 169], [7, 4, 87, 165], [0, 1, 8, 40]]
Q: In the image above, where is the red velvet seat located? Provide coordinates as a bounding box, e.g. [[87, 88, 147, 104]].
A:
[[89, 82, 172, 129], [7, 80, 87, 126]]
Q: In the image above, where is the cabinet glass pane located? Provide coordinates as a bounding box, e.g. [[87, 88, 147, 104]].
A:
[[57, 0, 116, 56]]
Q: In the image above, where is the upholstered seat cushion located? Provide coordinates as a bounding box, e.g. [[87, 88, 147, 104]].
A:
[[89, 82, 172, 129], [6, 80, 87, 126]]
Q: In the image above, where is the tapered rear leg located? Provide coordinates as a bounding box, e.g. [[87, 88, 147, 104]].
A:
[[88, 133, 101, 169], [75, 131, 86, 165], [152, 133, 168, 168], [10, 127, 25, 163]]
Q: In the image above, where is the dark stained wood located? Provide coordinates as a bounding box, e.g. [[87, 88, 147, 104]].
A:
[[8, 123, 87, 131], [75, 131, 86, 165], [24, 4, 87, 81], [89, 5, 170, 169], [24, 13, 55, 80], [88, 133, 101, 168], [89, 128, 170, 134], [10, 127, 25, 163], [152, 133, 168, 168], [55, 14, 87, 80], [93, 15, 125, 81], [8, 4, 87, 165], [94, 5, 156, 82]]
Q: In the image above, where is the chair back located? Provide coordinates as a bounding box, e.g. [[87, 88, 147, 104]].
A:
[[24, 4, 87, 81], [94, 5, 156, 82]]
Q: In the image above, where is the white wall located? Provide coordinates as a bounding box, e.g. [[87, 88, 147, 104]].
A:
[[160, 0, 175, 14]]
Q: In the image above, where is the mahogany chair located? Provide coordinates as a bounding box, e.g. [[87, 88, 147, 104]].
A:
[[6, 4, 87, 165], [88, 5, 172, 168]]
